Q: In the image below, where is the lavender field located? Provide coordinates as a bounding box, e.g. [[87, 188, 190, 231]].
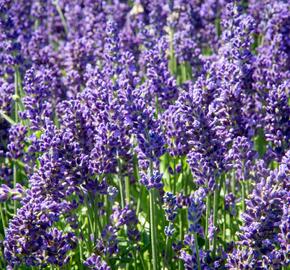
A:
[[0, 0, 289, 269]]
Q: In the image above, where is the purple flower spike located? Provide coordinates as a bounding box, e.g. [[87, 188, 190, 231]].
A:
[[140, 171, 163, 190], [84, 254, 111, 270]]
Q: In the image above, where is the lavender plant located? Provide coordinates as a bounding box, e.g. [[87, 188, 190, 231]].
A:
[[0, 1, 289, 270]]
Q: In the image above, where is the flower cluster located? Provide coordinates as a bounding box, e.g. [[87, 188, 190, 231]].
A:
[[0, 0, 289, 269]]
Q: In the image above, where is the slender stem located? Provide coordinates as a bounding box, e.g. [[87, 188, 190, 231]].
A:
[[179, 160, 185, 270], [14, 71, 19, 123], [0, 203, 6, 229], [172, 158, 177, 194], [181, 64, 187, 83], [194, 233, 201, 270], [104, 195, 110, 226], [87, 214, 93, 253], [229, 212, 233, 241], [179, 209, 184, 243], [205, 195, 211, 249], [93, 195, 99, 239], [13, 164, 17, 214], [76, 226, 84, 270], [179, 163, 188, 269], [241, 181, 246, 212], [164, 236, 169, 266], [85, 196, 94, 253], [212, 184, 219, 257], [133, 247, 138, 270], [125, 176, 130, 204], [96, 214, 102, 238], [178, 215, 184, 270], [231, 171, 236, 196], [13, 68, 21, 215], [0, 111, 16, 125], [246, 181, 250, 197], [149, 160, 158, 270], [222, 179, 226, 245], [169, 27, 176, 75], [119, 175, 125, 209], [53, 0, 69, 35], [136, 186, 143, 215], [139, 249, 146, 270], [149, 188, 158, 270], [117, 157, 125, 208], [184, 164, 189, 229]]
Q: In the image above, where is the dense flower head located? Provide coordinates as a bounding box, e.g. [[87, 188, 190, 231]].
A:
[[111, 203, 136, 228], [188, 188, 206, 236], [132, 96, 166, 169], [0, 183, 25, 202], [84, 254, 111, 270], [111, 203, 140, 241], [209, 1, 257, 142], [163, 191, 179, 236], [225, 193, 236, 216], [0, 79, 14, 113], [140, 170, 163, 190], [163, 192, 178, 222], [227, 157, 289, 269], [171, 0, 223, 77], [99, 225, 118, 256], [264, 81, 290, 160], [278, 202, 290, 264], [4, 194, 76, 267], [140, 37, 179, 110], [6, 124, 27, 159], [226, 136, 257, 181], [21, 66, 62, 130]]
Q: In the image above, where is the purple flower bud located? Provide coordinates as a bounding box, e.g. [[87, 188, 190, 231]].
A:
[[84, 254, 110, 270], [0, 184, 10, 202]]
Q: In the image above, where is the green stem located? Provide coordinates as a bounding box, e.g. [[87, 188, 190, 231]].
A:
[[85, 196, 94, 253], [139, 249, 146, 270], [194, 233, 201, 270], [104, 195, 110, 226], [241, 181, 246, 212], [205, 195, 211, 249], [125, 176, 130, 204], [119, 175, 125, 209], [12, 68, 22, 215], [229, 213, 233, 241], [173, 158, 177, 194], [212, 185, 219, 257], [0, 111, 16, 125], [53, 0, 69, 35], [181, 64, 187, 83], [133, 247, 138, 270], [75, 226, 84, 270], [13, 164, 17, 214], [231, 171, 236, 196], [117, 157, 125, 208], [169, 27, 176, 75], [0, 203, 6, 230], [136, 186, 143, 216], [14, 71, 19, 123], [222, 179, 226, 245], [164, 236, 169, 266], [149, 188, 158, 270], [179, 160, 185, 269]]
